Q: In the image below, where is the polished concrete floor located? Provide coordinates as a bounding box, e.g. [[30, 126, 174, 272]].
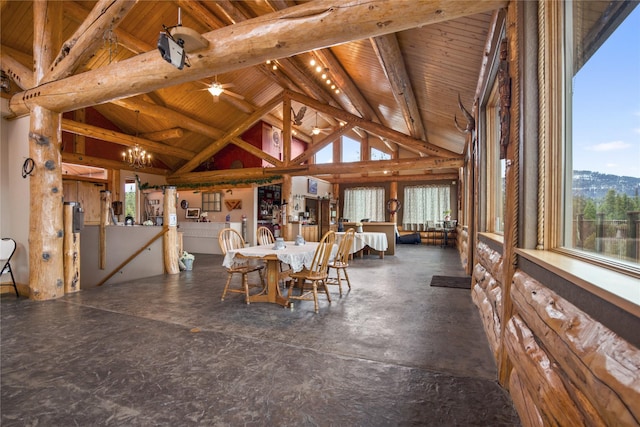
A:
[[1, 244, 520, 426]]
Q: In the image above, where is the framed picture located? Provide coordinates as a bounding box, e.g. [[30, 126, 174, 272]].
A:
[[185, 208, 201, 219], [308, 179, 317, 194]]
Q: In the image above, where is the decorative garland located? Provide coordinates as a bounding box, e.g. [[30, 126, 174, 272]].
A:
[[386, 198, 401, 215], [135, 174, 282, 191]]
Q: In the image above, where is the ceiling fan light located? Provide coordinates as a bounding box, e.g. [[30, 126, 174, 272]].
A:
[[312, 127, 321, 135], [208, 83, 224, 96]]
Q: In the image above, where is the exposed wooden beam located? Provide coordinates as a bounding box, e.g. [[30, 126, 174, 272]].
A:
[[371, 33, 427, 141], [329, 172, 459, 184], [9, 0, 508, 116], [176, 0, 226, 30], [313, 48, 381, 122], [62, 119, 196, 160], [62, 152, 168, 175], [64, 1, 153, 54], [43, 0, 137, 84], [230, 137, 284, 168], [307, 157, 463, 175], [0, 47, 34, 90], [140, 128, 184, 141], [292, 124, 356, 165], [171, 92, 284, 175], [285, 90, 459, 157]]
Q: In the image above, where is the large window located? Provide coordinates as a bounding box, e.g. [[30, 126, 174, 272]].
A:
[[403, 185, 451, 231], [341, 136, 361, 162], [315, 145, 333, 164], [343, 187, 385, 222], [564, 2, 639, 270], [486, 79, 506, 234], [371, 147, 391, 161]]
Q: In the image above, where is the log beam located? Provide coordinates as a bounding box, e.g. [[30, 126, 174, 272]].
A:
[[371, 33, 427, 141], [163, 187, 179, 274], [9, 0, 508, 116], [62, 119, 196, 160], [0, 46, 34, 90], [28, 0, 65, 300], [286, 90, 458, 157], [172, 93, 284, 175], [43, 0, 137, 84]]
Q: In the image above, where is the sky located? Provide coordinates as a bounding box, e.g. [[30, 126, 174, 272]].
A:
[[573, 5, 640, 178]]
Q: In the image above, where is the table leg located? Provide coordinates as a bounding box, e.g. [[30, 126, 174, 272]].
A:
[[247, 259, 289, 306]]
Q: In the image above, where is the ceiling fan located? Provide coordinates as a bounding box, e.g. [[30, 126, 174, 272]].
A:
[[311, 111, 332, 135], [200, 76, 245, 103]]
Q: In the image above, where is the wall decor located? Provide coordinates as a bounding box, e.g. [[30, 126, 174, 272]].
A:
[[308, 179, 317, 195]]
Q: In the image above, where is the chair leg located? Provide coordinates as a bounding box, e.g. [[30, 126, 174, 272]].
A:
[[243, 273, 250, 304], [221, 274, 231, 301], [321, 280, 332, 303], [342, 268, 351, 291], [312, 281, 319, 313], [9, 268, 18, 297], [335, 269, 343, 296]]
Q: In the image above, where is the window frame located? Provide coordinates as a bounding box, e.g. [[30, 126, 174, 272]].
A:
[[520, 0, 639, 315]]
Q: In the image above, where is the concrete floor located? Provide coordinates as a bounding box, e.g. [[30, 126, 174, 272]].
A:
[[1, 244, 520, 426]]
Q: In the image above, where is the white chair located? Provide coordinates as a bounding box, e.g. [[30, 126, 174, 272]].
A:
[[1, 238, 18, 297]]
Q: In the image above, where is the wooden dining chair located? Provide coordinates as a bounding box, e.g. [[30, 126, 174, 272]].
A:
[[287, 230, 336, 313], [1, 238, 18, 297], [327, 228, 355, 296], [218, 228, 265, 304], [256, 226, 275, 246]]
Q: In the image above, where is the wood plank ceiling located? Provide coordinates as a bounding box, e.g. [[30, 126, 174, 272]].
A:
[[1, 0, 504, 187]]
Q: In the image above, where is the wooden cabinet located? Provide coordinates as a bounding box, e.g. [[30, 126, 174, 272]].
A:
[[318, 199, 338, 237], [301, 225, 318, 243]]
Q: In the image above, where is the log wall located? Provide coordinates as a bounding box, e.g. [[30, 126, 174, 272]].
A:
[[473, 241, 640, 426]]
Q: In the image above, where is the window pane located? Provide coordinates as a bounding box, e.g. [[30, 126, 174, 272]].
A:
[[371, 147, 391, 160], [125, 181, 137, 219], [315, 144, 333, 164], [341, 136, 360, 162], [343, 187, 385, 222], [566, 3, 640, 266], [403, 185, 450, 231]]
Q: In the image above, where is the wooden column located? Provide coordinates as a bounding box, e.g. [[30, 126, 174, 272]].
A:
[[28, 1, 64, 300], [63, 202, 80, 293], [389, 181, 398, 224], [99, 190, 111, 269], [163, 186, 179, 274], [281, 175, 292, 240]]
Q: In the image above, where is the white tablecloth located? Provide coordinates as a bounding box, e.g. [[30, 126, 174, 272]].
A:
[[336, 232, 388, 254], [222, 242, 320, 272]]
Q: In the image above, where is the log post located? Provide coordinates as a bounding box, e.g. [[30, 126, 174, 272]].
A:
[[99, 190, 111, 269], [63, 202, 80, 293], [163, 186, 179, 274], [281, 175, 292, 240], [28, 0, 65, 300], [389, 181, 398, 223]]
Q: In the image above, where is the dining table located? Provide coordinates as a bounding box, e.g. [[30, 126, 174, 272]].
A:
[[222, 241, 322, 307], [335, 231, 388, 259]]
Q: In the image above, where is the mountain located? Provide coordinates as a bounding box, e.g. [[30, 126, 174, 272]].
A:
[[573, 170, 640, 199]]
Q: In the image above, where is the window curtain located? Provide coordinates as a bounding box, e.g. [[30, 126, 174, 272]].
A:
[[343, 187, 385, 222], [403, 185, 450, 231]]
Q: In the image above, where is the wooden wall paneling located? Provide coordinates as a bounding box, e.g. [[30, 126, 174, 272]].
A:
[[508, 369, 544, 427], [504, 315, 605, 425], [511, 271, 640, 426]]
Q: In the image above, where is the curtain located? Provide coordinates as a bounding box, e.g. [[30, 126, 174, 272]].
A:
[[343, 187, 385, 222], [403, 185, 450, 230]]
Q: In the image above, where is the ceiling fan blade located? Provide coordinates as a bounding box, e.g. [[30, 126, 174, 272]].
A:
[[223, 90, 245, 100]]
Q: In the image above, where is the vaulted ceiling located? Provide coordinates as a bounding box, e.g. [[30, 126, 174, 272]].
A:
[[1, 0, 507, 186]]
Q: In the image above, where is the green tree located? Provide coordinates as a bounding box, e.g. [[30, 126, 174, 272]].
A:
[[583, 199, 596, 220]]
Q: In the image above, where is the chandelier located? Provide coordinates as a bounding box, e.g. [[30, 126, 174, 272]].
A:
[[122, 110, 151, 168], [123, 145, 151, 169]]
